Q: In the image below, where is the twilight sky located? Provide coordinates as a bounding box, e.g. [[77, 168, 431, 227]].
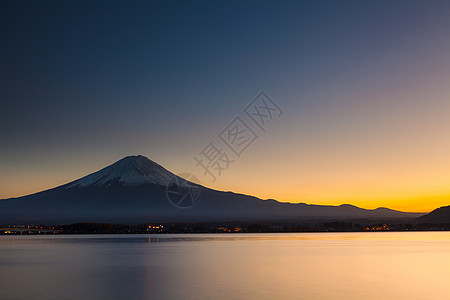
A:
[[1, 0, 449, 212]]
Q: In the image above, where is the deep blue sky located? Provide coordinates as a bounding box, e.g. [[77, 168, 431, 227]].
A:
[[1, 1, 450, 211]]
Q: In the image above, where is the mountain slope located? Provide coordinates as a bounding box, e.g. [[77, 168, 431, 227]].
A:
[[0, 155, 425, 224], [416, 206, 450, 223]]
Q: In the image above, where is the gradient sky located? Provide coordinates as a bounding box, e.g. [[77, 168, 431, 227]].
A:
[[1, 0, 449, 212]]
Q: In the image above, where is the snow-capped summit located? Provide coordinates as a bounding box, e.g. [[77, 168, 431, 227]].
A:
[[68, 155, 176, 188]]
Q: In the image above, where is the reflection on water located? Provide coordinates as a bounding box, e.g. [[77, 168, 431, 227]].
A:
[[1, 232, 449, 300]]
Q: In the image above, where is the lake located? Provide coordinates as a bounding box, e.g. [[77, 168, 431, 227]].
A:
[[0, 232, 449, 299]]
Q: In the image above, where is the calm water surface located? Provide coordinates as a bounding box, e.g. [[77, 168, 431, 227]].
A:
[[0, 232, 449, 299]]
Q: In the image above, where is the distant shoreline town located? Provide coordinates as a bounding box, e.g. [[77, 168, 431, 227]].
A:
[[1, 221, 449, 235]]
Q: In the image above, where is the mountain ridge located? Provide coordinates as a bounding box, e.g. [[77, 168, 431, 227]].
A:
[[416, 205, 450, 223], [0, 155, 426, 224]]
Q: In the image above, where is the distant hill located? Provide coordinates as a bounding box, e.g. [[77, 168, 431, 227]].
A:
[[416, 205, 450, 223], [0, 155, 426, 224]]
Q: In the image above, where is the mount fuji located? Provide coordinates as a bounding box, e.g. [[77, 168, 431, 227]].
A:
[[0, 155, 425, 224]]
